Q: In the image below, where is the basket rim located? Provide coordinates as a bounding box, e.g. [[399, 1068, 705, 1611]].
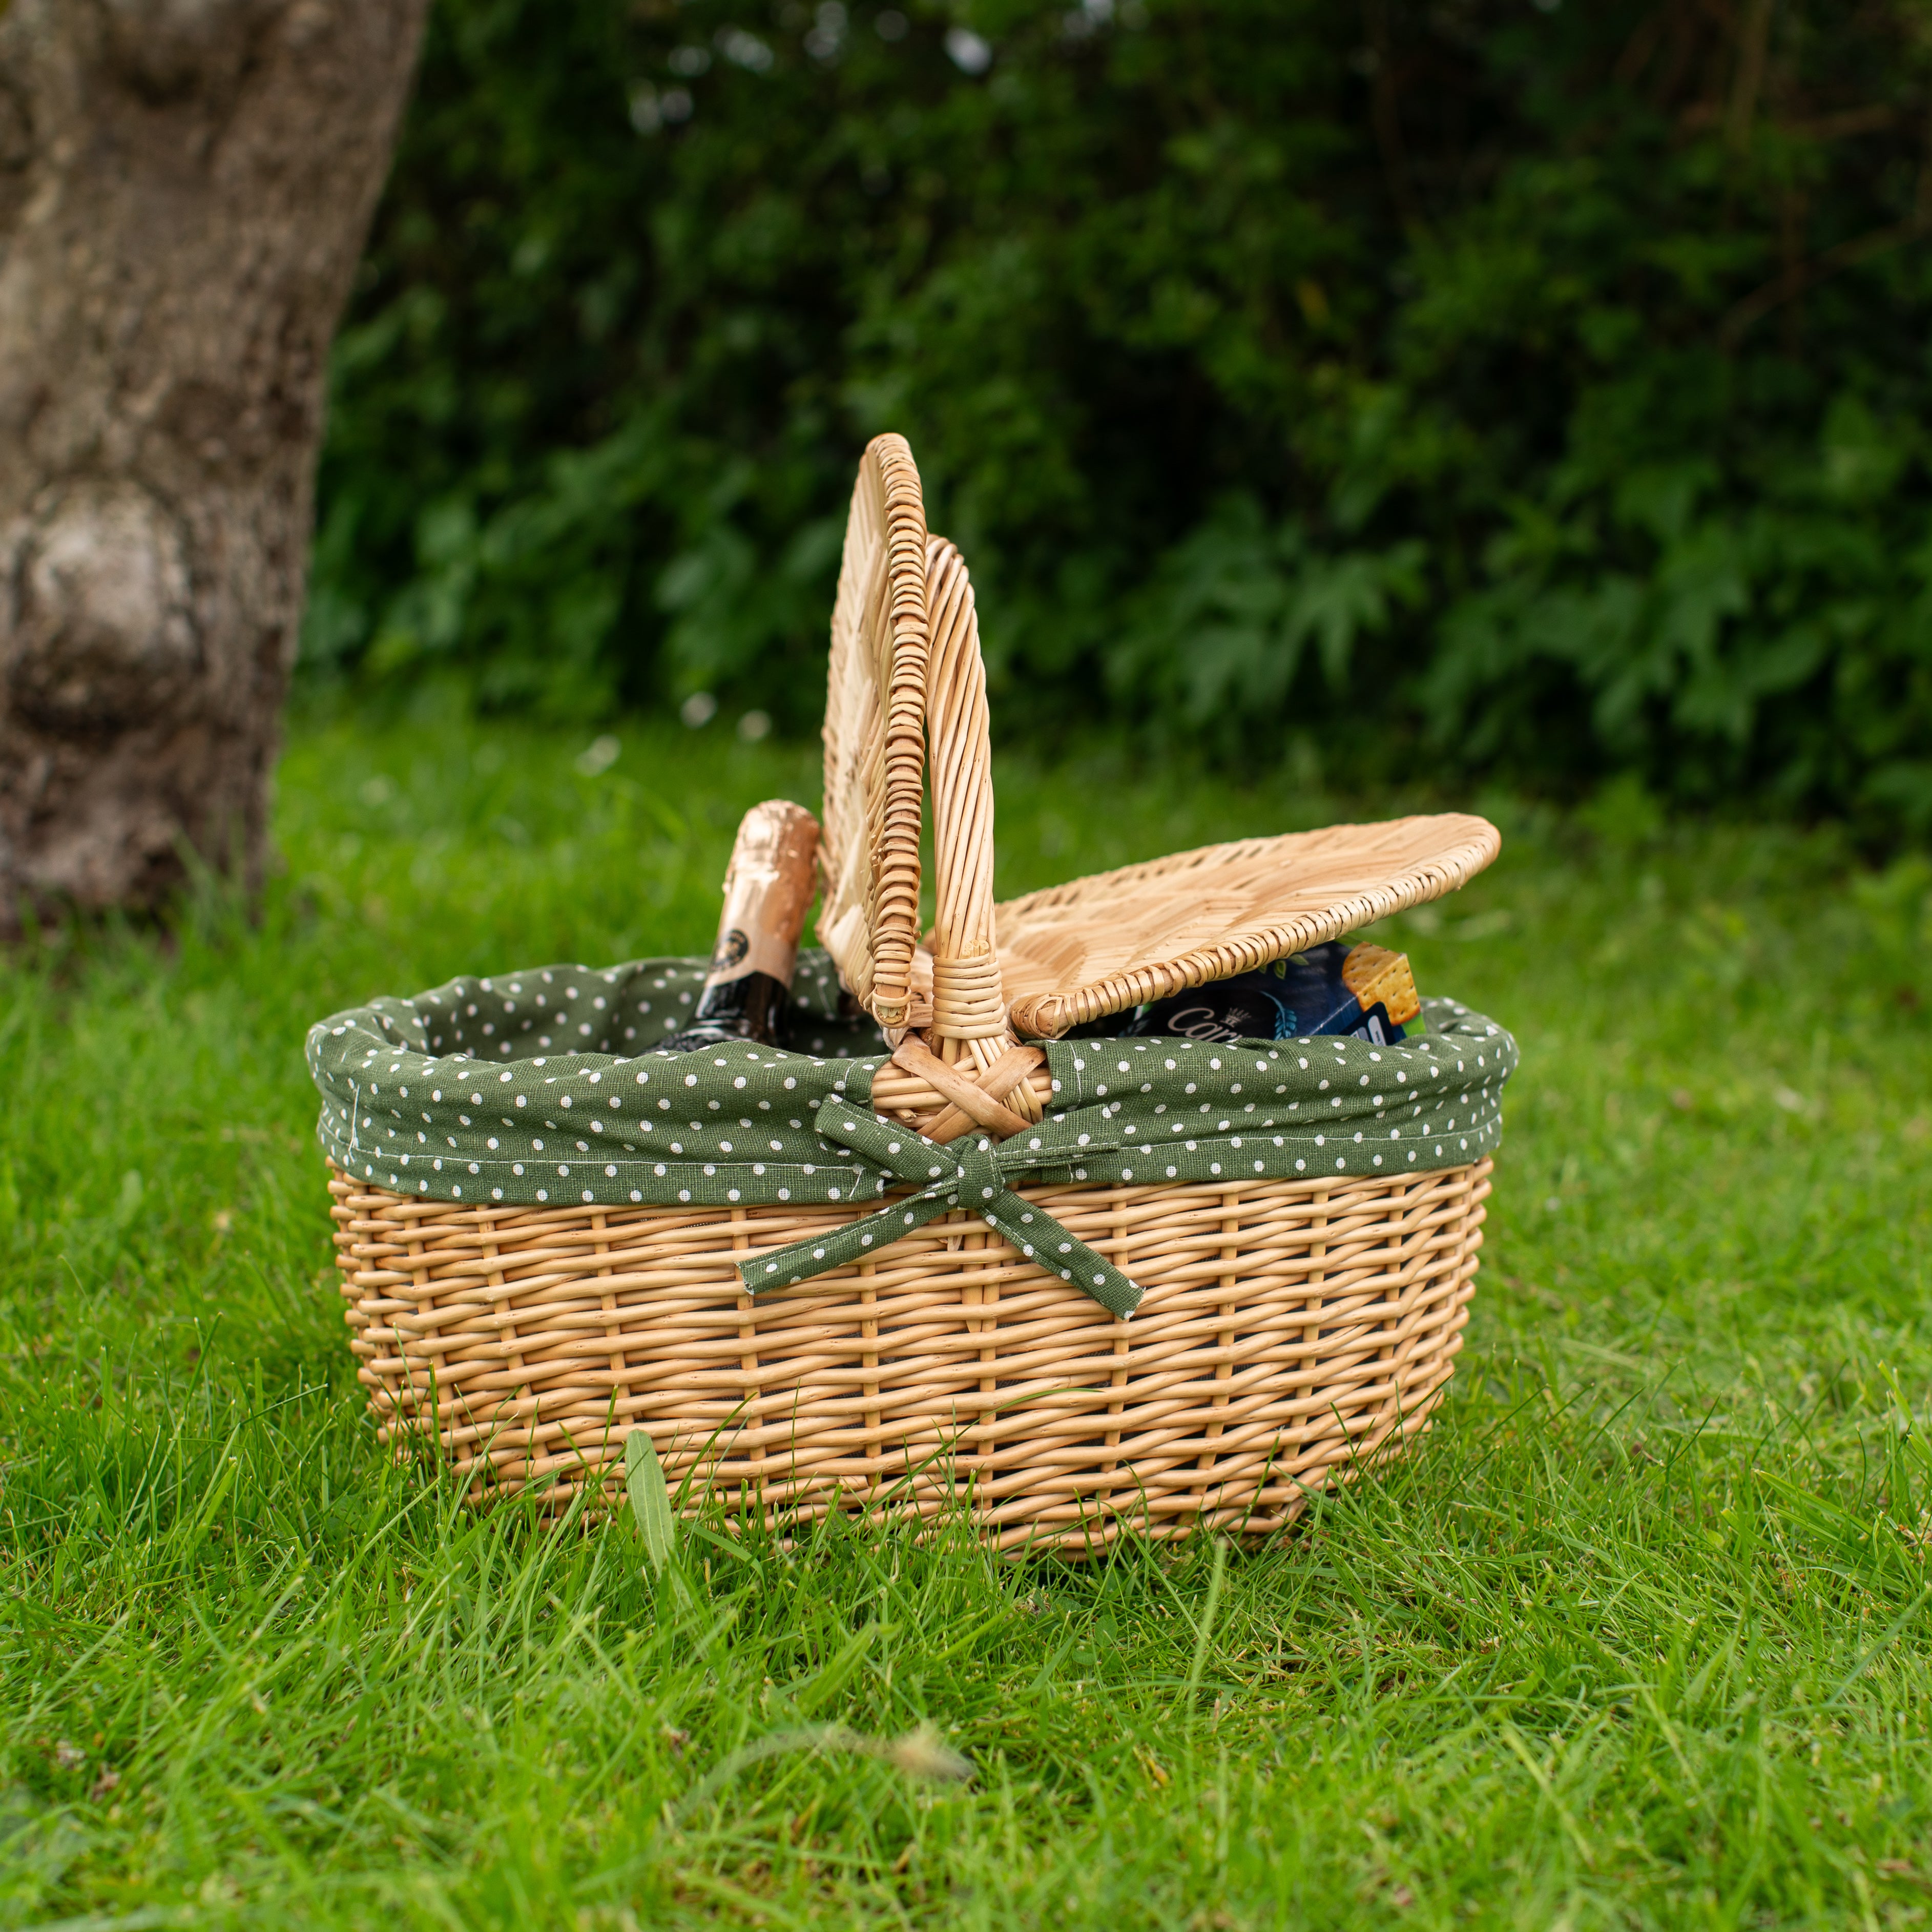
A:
[[307, 949, 1517, 1230]]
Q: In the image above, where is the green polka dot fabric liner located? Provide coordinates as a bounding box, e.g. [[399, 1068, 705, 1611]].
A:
[[309, 951, 891, 1211], [308, 951, 1516, 1229], [1041, 1002, 1514, 1185]]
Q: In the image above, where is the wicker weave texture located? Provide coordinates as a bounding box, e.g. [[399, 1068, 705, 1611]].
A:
[[818, 434, 930, 1028], [328, 1157, 1489, 1550], [316, 435, 1505, 1542], [816, 436, 1500, 1052], [994, 814, 1503, 1038]]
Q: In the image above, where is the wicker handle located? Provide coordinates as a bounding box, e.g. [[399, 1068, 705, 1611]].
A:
[[820, 438, 1040, 1132], [865, 534, 1046, 1134], [920, 538, 1010, 1046], [864, 439, 932, 1027]]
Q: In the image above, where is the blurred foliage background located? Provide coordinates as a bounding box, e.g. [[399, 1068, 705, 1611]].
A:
[[307, 0, 1932, 833]]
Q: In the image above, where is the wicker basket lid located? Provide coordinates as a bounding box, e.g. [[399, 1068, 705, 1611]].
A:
[[992, 815, 1500, 1039], [814, 434, 1501, 1043], [817, 434, 931, 1029]]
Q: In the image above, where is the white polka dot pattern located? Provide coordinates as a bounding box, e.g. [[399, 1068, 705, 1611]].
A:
[[307, 957, 1515, 1211]]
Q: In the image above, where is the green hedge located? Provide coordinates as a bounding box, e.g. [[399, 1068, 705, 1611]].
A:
[[309, 0, 1932, 828]]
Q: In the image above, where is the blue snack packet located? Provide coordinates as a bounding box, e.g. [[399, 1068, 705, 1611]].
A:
[[1124, 942, 1408, 1046]]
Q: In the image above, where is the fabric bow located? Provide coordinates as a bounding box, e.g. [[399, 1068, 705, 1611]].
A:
[[735, 1094, 1144, 1318]]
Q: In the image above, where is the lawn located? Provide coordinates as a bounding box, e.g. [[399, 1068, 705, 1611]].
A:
[[4, 705, 1932, 1929]]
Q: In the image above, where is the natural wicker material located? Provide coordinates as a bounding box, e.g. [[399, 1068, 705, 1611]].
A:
[[317, 431, 1508, 1545], [811, 438, 1499, 1048], [993, 815, 1502, 1039], [818, 434, 931, 1031], [327, 1157, 1490, 1549]]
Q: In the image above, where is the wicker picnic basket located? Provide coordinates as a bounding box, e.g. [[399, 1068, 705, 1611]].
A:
[[320, 435, 1509, 1551]]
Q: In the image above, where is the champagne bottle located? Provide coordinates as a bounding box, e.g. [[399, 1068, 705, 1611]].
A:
[[662, 800, 821, 1052]]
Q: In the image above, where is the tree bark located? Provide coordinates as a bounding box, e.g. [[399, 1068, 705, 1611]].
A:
[[0, 0, 428, 933]]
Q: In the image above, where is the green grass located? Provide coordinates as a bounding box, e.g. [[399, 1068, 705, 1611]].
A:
[[5, 707, 1932, 1929]]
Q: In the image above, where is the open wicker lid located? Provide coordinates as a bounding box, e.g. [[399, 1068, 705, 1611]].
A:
[[992, 814, 1501, 1039], [814, 434, 1501, 1046], [817, 434, 931, 1028]]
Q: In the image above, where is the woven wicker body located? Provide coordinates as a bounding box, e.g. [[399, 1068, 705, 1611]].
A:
[[328, 1158, 1490, 1550]]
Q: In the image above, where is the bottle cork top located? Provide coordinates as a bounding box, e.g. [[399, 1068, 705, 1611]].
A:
[[707, 799, 821, 989]]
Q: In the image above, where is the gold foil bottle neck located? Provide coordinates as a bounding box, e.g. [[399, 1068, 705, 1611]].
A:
[[705, 799, 822, 990]]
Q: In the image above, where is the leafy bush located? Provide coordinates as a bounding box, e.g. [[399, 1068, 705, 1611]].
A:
[[310, 0, 1932, 828]]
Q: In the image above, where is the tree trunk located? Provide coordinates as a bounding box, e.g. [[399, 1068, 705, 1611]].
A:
[[0, 0, 428, 934]]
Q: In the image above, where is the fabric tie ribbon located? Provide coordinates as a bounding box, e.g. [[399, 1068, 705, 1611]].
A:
[[736, 1094, 1144, 1318]]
